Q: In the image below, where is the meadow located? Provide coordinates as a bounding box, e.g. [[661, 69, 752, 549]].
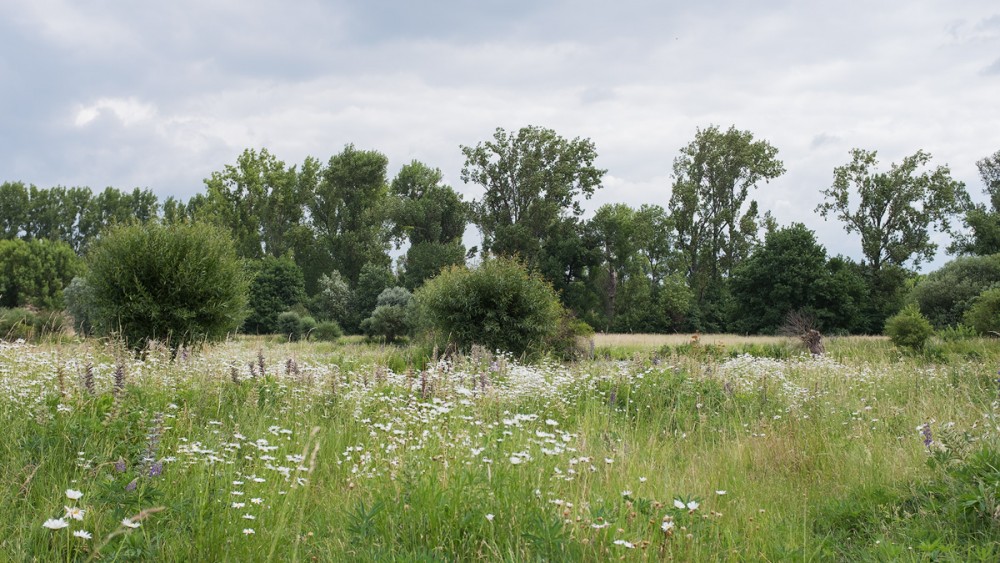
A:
[[2, 334, 999, 561]]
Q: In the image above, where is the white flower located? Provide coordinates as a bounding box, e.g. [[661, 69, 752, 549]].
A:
[[545, 419, 559, 426], [242, 514, 256, 520], [43, 518, 69, 530], [686, 501, 699, 511], [121, 518, 140, 529], [639, 477, 647, 483], [716, 490, 727, 495], [485, 513, 494, 522], [591, 520, 611, 529], [621, 490, 632, 497], [243, 528, 255, 535], [661, 520, 675, 532], [613, 539, 635, 548], [604, 458, 614, 464], [251, 497, 263, 505], [65, 489, 83, 500], [673, 499, 685, 510], [232, 502, 246, 509], [509, 456, 522, 465], [64, 506, 85, 521], [73, 530, 92, 539]]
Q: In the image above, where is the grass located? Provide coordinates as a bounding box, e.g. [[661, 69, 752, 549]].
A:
[[1, 335, 999, 560]]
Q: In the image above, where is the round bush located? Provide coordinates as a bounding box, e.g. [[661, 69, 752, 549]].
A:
[[964, 287, 1000, 336], [911, 254, 1000, 328], [85, 222, 249, 351], [884, 304, 933, 350], [312, 320, 343, 341], [414, 257, 563, 358]]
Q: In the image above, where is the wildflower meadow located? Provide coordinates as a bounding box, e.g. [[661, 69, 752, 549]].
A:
[[2, 335, 999, 561]]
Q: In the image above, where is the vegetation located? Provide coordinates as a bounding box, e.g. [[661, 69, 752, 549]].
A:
[[3, 334, 999, 560], [1, 130, 997, 341], [884, 304, 934, 351], [415, 257, 565, 358], [83, 222, 249, 351]]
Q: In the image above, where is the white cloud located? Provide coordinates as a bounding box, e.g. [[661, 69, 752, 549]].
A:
[[74, 98, 157, 127]]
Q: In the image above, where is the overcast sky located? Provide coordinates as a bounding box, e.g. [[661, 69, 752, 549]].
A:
[[2, 0, 998, 269]]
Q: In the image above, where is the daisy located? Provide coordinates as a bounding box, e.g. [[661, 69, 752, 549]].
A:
[[64, 506, 85, 521], [686, 501, 700, 511], [673, 499, 685, 510], [243, 528, 255, 535], [485, 514, 494, 522], [65, 489, 83, 501], [43, 518, 69, 530], [121, 518, 141, 529], [73, 530, 93, 539], [716, 490, 727, 495]]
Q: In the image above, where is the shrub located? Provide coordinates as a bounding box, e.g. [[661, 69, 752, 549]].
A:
[[276, 311, 304, 341], [85, 221, 249, 351], [312, 320, 343, 341], [963, 288, 1000, 336], [414, 257, 563, 358], [361, 287, 414, 343], [308, 271, 351, 324], [244, 255, 306, 334], [63, 276, 98, 335], [911, 254, 1000, 328], [0, 238, 82, 309], [885, 305, 934, 350], [0, 308, 70, 341]]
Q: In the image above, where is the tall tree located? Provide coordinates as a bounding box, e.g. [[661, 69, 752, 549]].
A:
[[816, 148, 969, 272], [0, 181, 30, 239], [460, 125, 605, 267], [390, 161, 468, 289], [310, 145, 391, 285], [203, 148, 314, 260], [951, 149, 1000, 256], [587, 203, 640, 329], [668, 125, 785, 330]]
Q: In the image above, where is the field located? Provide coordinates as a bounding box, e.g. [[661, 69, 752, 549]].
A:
[[2, 335, 999, 561]]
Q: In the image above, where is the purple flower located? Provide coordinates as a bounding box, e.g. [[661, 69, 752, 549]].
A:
[[125, 478, 138, 492], [114, 459, 127, 473], [148, 461, 163, 477], [919, 423, 933, 448]]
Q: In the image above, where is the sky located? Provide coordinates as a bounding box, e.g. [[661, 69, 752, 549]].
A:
[[1, 0, 998, 269]]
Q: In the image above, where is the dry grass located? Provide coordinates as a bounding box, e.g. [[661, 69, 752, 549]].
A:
[[593, 333, 789, 348]]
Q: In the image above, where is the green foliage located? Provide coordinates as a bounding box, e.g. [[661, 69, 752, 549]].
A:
[[347, 262, 395, 333], [202, 148, 318, 260], [0, 238, 82, 309], [311, 145, 392, 285], [275, 311, 317, 341], [63, 276, 98, 335], [307, 271, 351, 324], [0, 308, 70, 341], [84, 221, 249, 350], [730, 224, 867, 334], [361, 287, 415, 343], [951, 150, 1000, 256], [911, 254, 1000, 328], [817, 148, 969, 272], [461, 125, 605, 267], [415, 257, 564, 358], [669, 125, 785, 329], [312, 320, 343, 341], [885, 304, 934, 350], [244, 255, 306, 334], [399, 241, 465, 290], [963, 287, 1000, 335]]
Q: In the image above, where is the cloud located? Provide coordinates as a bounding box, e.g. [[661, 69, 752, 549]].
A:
[[74, 98, 157, 127], [984, 57, 1000, 75]]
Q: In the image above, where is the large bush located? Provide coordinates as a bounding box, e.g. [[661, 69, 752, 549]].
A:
[[85, 222, 249, 350], [0, 238, 82, 309], [884, 304, 934, 351], [911, 254, 1000, 328], [243, 255, 306, 334], [415, 257, 563, 358], [361, 286, 414, 343], [964, 288, 1000, 336]]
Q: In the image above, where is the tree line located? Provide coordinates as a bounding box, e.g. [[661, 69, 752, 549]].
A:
[[2, 124, 998, 338]]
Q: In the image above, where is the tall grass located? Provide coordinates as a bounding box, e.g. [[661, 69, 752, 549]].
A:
[[1, 336, 998, 560]]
